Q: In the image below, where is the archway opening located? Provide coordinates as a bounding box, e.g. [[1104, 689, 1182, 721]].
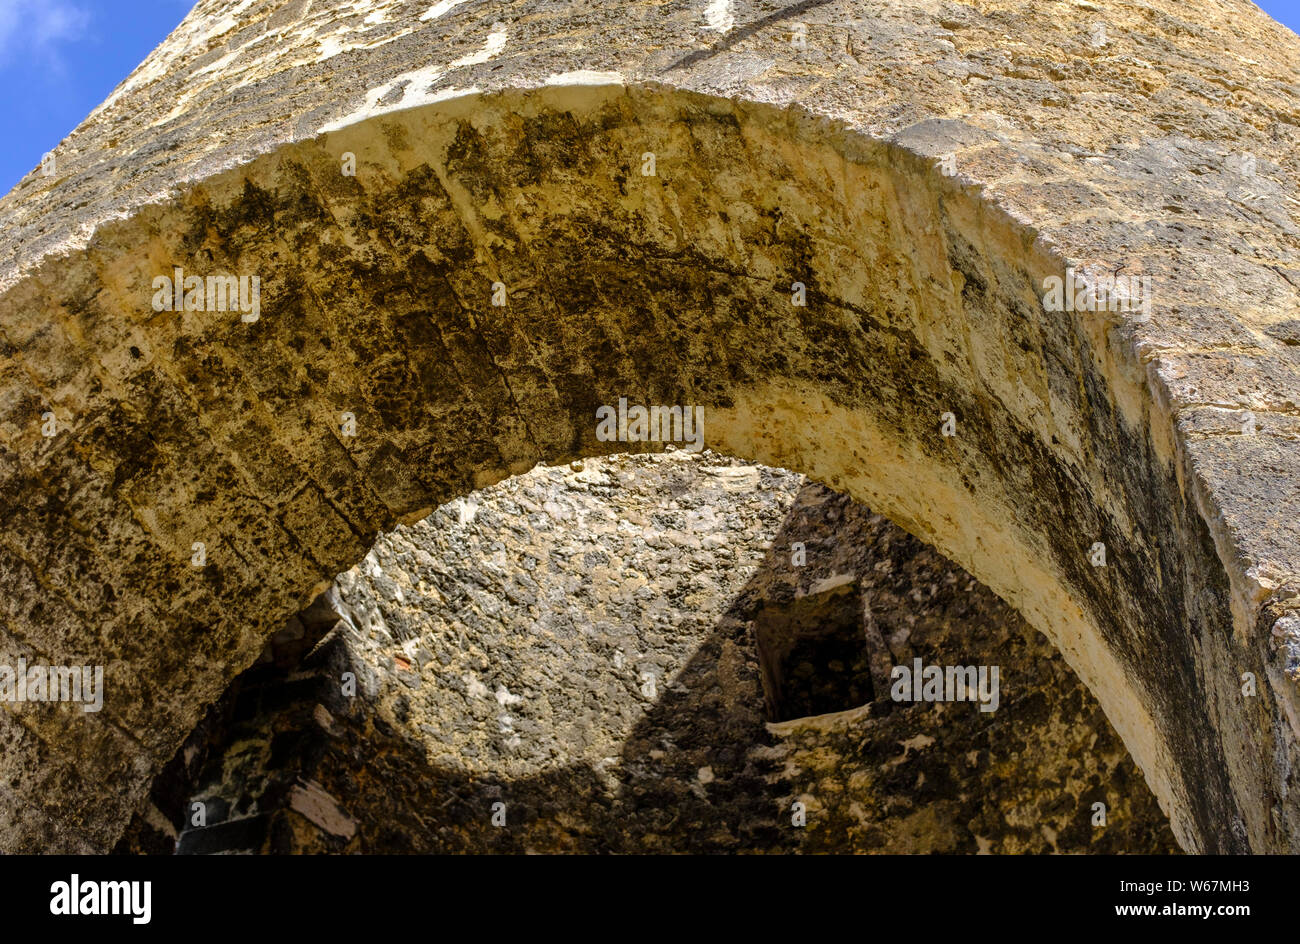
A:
[[115, 452, 1176, 854]]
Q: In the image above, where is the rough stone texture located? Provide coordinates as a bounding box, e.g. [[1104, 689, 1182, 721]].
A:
[[117, 452, 1176, 853], [0, 0, 1297, 852]]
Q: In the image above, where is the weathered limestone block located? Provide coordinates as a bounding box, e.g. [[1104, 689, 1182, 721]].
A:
[[0, 0, 1297, 852]]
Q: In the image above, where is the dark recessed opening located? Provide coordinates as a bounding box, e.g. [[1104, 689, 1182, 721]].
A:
[[755, 581, 874, 722]]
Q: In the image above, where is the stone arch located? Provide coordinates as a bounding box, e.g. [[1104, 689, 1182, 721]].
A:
[[1, 1, 1297, 855]]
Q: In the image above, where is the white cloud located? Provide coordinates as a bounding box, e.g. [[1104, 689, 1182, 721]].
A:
[[0, 0, 91, 67]]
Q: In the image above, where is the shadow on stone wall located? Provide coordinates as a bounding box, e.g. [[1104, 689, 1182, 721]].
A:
[[116, 477, 1178, 854]]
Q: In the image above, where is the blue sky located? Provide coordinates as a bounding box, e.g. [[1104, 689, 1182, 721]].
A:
[[0, 0, 1297, 198], [0, 0, 194, 195]]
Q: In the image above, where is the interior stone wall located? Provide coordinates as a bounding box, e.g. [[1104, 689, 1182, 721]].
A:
[[117, 452, 1176, 854]]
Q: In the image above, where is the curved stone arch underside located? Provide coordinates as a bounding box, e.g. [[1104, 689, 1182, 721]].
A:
[[0, 3, 1298, 855]]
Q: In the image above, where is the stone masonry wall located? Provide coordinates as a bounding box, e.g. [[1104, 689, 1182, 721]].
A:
[[118, 452, 1176, 853], [2, 0, 1297, 853]]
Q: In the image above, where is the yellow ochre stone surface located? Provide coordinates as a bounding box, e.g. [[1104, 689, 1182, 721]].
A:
[[0, 0, 1296, 853]]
